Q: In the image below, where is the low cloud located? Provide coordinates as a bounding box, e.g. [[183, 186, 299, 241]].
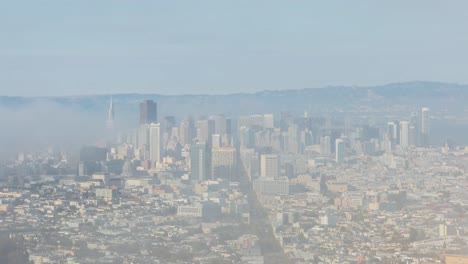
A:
[[0, 101, 107, 157]]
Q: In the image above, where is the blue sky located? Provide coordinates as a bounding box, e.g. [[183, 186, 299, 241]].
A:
[[1, 1, 468, 96]]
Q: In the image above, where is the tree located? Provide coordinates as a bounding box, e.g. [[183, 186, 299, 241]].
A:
[[0, 233, 29, 264]]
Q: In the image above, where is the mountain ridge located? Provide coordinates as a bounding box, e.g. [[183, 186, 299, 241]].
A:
[[1, 81, 466, 99], [1, 81, 467, 118]]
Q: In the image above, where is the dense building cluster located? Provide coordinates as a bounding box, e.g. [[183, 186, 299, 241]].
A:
[[0, 99, 467, 263]]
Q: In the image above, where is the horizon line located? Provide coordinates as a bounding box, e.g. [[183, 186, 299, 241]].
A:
[[0, 80, 463, 98]]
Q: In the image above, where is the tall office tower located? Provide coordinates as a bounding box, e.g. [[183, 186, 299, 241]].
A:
[[149, 123, 161, 167], [387, 121, 398, 145], [238, 114, 272, 128], [211, 134, 221, 148], [106, 96, 114, 128], [301, 129, 314, 147], [190, 143, 211, 181], [335, 139, 344, 164], [255, 129, 271, 147], [139, 100, 157, 125], [410, 112, 419, 145], [225, 119, 232, 135], [421, 107, 430, 146], [179, 119, 195, 146], [237, 116, 252, 128], [211, 147, 237, 181], [263, 114, 274, 128], [280, 112, 293, 131], [239, 126, 255, 148], [286, 124, 300, 154], [240, 148, 259, 180], [137, 124, 150, 150], [320, 136, 331, 156], [171, 127, 180, 141], [196, 119, 215, 144], [399, 121, 409, 148], [64, 148, 80, 175], [260, 154, 279, 178], [409, 125, 417, 146], [163, 116, 176, 133], [129, 128, 138, 146], [211, 114, 227, 135]]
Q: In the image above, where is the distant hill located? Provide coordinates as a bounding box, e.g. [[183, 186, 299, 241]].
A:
[[0, 81, 467, 120]]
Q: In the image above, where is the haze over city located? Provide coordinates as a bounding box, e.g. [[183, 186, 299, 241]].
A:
[[1, 1, 468, 264]]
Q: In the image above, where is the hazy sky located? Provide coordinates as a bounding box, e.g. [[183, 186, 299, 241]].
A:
[[1, 1, 468, 96]]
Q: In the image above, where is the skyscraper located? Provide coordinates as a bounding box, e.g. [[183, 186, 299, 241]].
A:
[[211, 134, 221, 148], [387, 121, 399, 146], [399, 121, 409, 148], [421, 107, 430, 146], [196, 119, 215, 144], [263, 114, 274, 128], [335, 139, 344, 164], [149, 123, 161, 167], [211, 147, 236, 181], [211, 114, 227, 135], [190, 143, 211, 181], [320, 136, 331, 156], [410, 112, 419, 145], [260, 154, 279, 178], [285, 124, 300, 154], [163, 116, 176, 135], [179, 118, 195, 146], [137, 124, 150, 150], [106, 96, 114, 128], [140, 100, 157, 125]]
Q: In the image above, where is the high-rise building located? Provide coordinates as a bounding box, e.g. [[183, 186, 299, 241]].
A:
[[211, 147, 236, 181], [140, 100, 157, 125], [240, 148, 259, 180], [149, 123, 161, 167], [421, 107, 430, 146], [211, 134, 221, 148], [163, 116, 176, 140], [399, 121, 409, 148], [410, 112, 419, 145], [163, 116, 176, 130], [190, 143, 211, 181], [335, 139, 344, 164], [387, 121, 399, 146], [320, 136, 331, 156], [260, 154, 279, 178], [64, 148, 80, 175], [106, 96, 114, 128], [239, 126, 255, 148], [285, 124, 300, 154], [211, 114, 227, 135], [179, 118, 195, 146], [137, 124, 150, 150], [409, 125, 417, 146], [280, 112, 293, 131], [238, 114, 273, 129], [263, 114, 274, 128], [225, 118, 232, 135], [196, 119, 215, 144]]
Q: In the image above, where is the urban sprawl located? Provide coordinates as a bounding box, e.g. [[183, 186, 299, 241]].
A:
[[1, 99, 467, 264]]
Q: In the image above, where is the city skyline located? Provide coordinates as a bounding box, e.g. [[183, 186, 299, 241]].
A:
[[1, 2, 468, 263]]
